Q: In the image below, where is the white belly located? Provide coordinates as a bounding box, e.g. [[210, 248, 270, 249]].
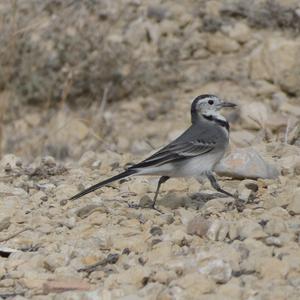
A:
[[135, 149, 225, 178]]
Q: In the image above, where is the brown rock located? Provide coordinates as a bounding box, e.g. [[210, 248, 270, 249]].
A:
[[186, 215, 211, 237]]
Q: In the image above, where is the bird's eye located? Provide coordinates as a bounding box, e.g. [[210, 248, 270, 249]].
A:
[[208, 100, 214, 105]]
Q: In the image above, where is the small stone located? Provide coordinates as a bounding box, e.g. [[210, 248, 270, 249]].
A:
[[238, 189, 254, 203], [206, 220, 222, 241], [238, 219, 267, 240], [129, 179, 150, 195], [75, 204, 106, 219], [157, 193, 185, 209], [0, 182, 27, 198], [198, 259, 232, 283], [216, 278, 242, 299], [159, 214, 175, 225], [172, 272, 215, 294], [265, 236, 282, 247], [24, 112, 41, 127], [256, 257, 290, 279], [35, 183, 56, 192], [237, 179, 258, 202], [264, 219, 287, 236], [41, 156, 56, 167], [104, 265, 151, 288], [222, 22, 251, 43], [139, 195, 153, 208], [287, 188, 300, 215], [203, 198, 232, 214], [281, 102, 300, 117], [228, 223, 239, 240], [207, 32, 240, 53], [152, 270, 177, 285], [0, 154, 22, 169], [170, 229, 190, 246], [186, 215, 211, 237], [150, 226, 163, 236], [0, 278, 14, 287], [0, 216, 10, 231], [31, 191, 47, 203], [216, 222, 230, 242], [278, 155, 300, 176], [106, 253, 119, 265], [147, 5, 168, 22], [146, 242, 172, 264]]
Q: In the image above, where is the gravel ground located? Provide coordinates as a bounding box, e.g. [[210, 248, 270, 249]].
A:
[[0, 144, 300, 300], [1, 0, 300, 299]]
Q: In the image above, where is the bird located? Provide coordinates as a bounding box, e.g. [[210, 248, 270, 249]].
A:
[[69, 94, 239, 210]]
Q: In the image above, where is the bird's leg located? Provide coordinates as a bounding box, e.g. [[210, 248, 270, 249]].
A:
[[206, 172, 234, 197], [152, 176, 170, 210], [206, 171, 244, 212]]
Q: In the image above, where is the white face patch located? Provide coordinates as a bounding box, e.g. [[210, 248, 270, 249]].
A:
[[196, 96, 221, 115]]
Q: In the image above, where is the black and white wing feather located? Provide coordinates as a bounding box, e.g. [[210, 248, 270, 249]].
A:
[[129, 122, 224, 170]]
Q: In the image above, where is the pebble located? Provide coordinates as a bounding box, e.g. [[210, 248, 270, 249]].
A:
[[238, 219, 267, 240], [0, 217, 11, 231], [264, 236, 282, 247], [0, 154, 22, 169], [171, 272, 215, 295], [237, 179, 258, 202], [198, 259, 232, 284], [207, 32, 240, 53], [287, 188, 300, 215], [186, 215, 211, 237]]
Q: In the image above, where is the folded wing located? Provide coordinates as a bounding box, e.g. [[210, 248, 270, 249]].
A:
[[129, 124, 218, 170]]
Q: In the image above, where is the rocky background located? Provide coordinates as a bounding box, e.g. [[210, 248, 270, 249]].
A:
[[1, 0, 300, 299]]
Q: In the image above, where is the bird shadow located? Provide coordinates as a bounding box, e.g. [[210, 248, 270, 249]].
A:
[[157, 191, 228, 210]]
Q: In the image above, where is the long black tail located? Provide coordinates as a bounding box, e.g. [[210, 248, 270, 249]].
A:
[[69, 169, 136, 200]]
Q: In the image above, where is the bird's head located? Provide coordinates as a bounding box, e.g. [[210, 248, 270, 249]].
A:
[[191, 94, 236, 122]]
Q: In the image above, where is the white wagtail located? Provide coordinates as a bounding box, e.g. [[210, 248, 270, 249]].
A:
[[70, 94, 239, 210]]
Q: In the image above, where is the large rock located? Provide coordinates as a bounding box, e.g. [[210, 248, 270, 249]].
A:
[[215, 147, 279, 179], [249, 36, 300, 95]]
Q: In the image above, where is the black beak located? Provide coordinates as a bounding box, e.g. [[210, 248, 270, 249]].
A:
[[220, 101, 237, 108]]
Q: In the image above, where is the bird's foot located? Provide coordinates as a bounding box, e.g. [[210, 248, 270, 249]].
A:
[[150, 203, 164, 214]]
